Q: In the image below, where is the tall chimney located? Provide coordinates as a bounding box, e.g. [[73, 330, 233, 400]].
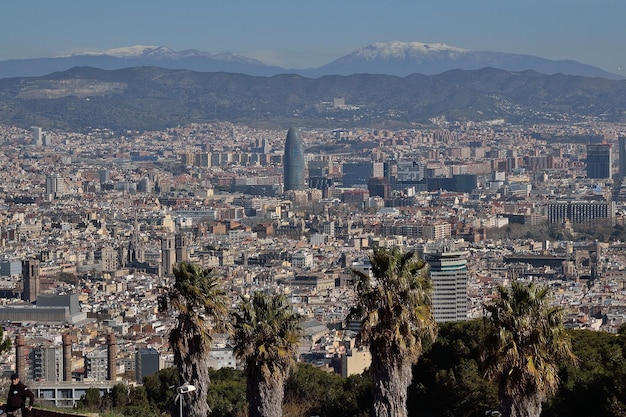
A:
[[107, 333, 116, 381], [15, 335, 25, 379], [62, 334, 72, 381]]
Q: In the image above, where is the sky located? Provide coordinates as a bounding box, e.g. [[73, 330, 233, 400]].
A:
[[1, 0, 624, 74]]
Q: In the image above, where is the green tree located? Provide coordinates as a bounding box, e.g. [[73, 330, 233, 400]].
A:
[[482, 281, 576, 417], [0, 328, 11, 356], [410, 319, 497, 417], [77, 387, 102, 411], [544, 329, 626, 417], [348, 247, 437, 417], [168, 262, 230, 417], [207, 367, 247, 417], [285, 363, 371, 417], [232, 292, 302, 417], [143, 367, 178, 413]]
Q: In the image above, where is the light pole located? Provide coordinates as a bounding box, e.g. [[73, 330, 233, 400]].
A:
[[176, 383, 196, 417]]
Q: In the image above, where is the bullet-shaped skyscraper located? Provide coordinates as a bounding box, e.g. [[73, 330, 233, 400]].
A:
[[284, 128, 305, 191]]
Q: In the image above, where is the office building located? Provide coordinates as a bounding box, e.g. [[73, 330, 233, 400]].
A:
[[342, 162, 384, 187], [45, 174, 65, 200], [32, 127, 43, 145], [586, 144, 612, 179], [367, 177, 390, 199], [619, 137, 626, 178], [1, 259, 22, 277], [423, 243, 468, 322], [135, 348, 160, 383], [283, 127, 305, 191], [548, 200, 616, 226]]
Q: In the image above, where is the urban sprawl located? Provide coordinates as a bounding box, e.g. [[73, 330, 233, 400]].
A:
[[0, 120, 625, 406]]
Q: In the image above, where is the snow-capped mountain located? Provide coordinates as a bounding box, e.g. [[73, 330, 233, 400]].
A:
[[63, 45, 265, 65], [0, 42, 620, 80], [0, 45, 280, 79], [354, 41, 469, 60], [310, 41, 621, 79]]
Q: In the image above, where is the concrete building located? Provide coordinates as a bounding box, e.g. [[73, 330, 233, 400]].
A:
[[135, 348, 160, 383], [586, 143, 612, 179], [45, 174, 65, 200], [342, 162, 384, 187], [617, 136, 626, 178], [423, 243, 468, 322], [30, 345, 62, 382], [22, 258, 40, 303], [548, 200, 616, 226]]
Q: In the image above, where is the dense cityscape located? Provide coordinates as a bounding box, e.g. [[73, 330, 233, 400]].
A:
[[0, 117, 625, 415]]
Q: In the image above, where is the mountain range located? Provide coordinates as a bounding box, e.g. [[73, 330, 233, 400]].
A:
[[1, 66, 624, 132], [0, 42, 621, 80]]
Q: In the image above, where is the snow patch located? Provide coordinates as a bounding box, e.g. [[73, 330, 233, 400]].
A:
[[356, 41, 469, 60]]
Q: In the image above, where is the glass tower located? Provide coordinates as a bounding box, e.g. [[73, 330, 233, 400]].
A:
[[284, 127, 305, 191]]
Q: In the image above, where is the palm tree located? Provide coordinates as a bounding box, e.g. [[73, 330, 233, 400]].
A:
[[348, 247, 437, 417], [232, 292, 301, 417], [482, 281, 576, 417], [168, 262, 230, 417]]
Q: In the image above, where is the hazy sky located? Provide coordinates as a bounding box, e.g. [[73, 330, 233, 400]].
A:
[[1, 0, 624, 74]]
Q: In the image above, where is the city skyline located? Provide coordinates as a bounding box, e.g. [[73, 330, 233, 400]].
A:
[[0, 0, 623, 74]]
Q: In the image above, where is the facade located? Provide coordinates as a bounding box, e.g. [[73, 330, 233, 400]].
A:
[[423, 244, 468, 322], [0, 259, 22, 277], [45, 174, 65, 200], [283, 127, 305, 191], [548, 200, 616, 226], [135, 348, 160, 383], [291, 273, 336, 291], [207, 348, 236, 369], [339, 349, 371, 377], [84, 350, 108, 381], [95, 246, 118, 271], [586, 144, 612, 179], [367, 177, 390, 199], [30, 345, 62, 382], [32, 126, 43, 145], [22, 258, 40, 303], [396, 160, 425, 182], [161, 235, 175, 275], [619, 137, 626, 178], [342, 162, 384, 187]]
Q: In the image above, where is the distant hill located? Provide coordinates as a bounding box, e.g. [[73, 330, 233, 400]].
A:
[[0, 66, 624, 131], [0, 42, 621, 80], [307, 41, 622, 80], [0, 45, 285, 79]]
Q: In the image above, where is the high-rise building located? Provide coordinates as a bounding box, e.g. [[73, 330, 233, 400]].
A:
[[161, 235, 175, 275], [619, 137, 626, 179], [22, 258, 40, 303], [30, 345, 62, 382], [586, 144, 612, 179], [45, 174, 65, 200], [175, 233, 188, 263], [32, 127, 43, 146], [283, 128, 305, 191], [423, 243, 468, 322], [367, 177, 390, 199], [135, 348, 160, 383], [342, 162, 384, 187], [99, 169, 110, 184]]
